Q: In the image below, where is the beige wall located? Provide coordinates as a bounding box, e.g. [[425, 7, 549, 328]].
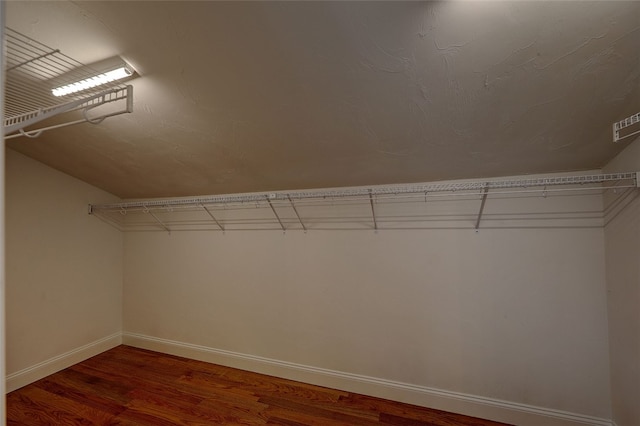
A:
[[124, 222, 611, 420], [5, 147, 623, 424], [603, 138, 640, 426], [5, 149, 123, 384], [1, 2, 6, 410]]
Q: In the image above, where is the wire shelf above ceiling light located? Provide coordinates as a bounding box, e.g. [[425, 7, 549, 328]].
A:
[[89, 171, 639, 233], [3, 28, 134, 139]]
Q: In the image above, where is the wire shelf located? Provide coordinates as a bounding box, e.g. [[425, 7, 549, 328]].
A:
[[90, 172, 639, 233], [613, 111, 640, 142], [3, 27, 134, 138]]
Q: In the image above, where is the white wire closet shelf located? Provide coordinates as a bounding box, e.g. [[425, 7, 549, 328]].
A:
[[613, 111, 640, 143], [89, 171, 640, 233], [3, 28, 133, 139]]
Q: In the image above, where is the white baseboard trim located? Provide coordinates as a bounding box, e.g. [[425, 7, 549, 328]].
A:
[[123, 332, 613, 426], [6, 332, 122, 393]]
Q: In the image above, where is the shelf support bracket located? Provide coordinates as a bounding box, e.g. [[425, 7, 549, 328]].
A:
[[267, 196, 286, 231], [147, 210, 171, 234], [288, 196, 306, 231], [475, 184, 490, 230], [200, 204, 224, 231], [369, 190, 378, 230]]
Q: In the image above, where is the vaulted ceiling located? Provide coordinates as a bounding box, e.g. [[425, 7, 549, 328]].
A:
[[5, 1, 640, 199]]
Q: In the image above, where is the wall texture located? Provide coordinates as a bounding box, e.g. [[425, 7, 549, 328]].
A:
[[124, 223, 611, 423], [5, 149, 123, 390], [603, 138, 640, 426]]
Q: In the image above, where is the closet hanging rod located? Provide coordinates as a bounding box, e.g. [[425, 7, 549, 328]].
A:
[[90, 171, 638, 213], [4, 86, 132, 137]]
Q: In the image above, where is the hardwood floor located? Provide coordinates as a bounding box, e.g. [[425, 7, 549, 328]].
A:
[[7, 345, 512, 425]]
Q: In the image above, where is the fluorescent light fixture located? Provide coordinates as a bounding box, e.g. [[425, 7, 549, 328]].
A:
[[52, 66, 133, 97]]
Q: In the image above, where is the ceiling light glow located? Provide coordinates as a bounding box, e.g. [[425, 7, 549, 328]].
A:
[[52, 66, 133, 97]]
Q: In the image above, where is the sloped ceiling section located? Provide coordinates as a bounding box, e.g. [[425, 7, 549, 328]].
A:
[[5, 1, 640, 199]]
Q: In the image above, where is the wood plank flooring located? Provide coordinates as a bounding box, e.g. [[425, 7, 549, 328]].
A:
[[7, 345, 512, 425]]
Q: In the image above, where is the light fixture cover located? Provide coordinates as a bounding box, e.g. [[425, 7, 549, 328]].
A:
[[52, 66, 133, 97]]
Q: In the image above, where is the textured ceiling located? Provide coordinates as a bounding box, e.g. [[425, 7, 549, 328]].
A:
[[5, 1, 640, 199]]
